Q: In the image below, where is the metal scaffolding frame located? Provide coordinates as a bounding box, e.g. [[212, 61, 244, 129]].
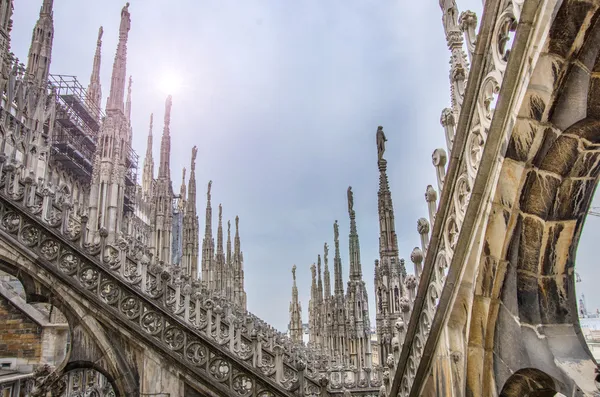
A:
[[48, 74, 139, 212]]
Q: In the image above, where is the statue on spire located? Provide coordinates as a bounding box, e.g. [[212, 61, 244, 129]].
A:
[[334, 220, 339, 242], [440, 0, 459, 36], [97, 26, 104, 44], [292, 265, 297, 282], [207, 180, 212, 201], [376, 126, 387, 161], [120, 3, 131, 35], [324, 242, 329, 263], [191, 146, 198, 170], [347, 186, 354, 213]]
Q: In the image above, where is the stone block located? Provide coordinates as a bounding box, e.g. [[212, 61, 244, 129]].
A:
[[520, 171, 561, 218], [516, 272, 542, 325], [517, 215, 545, 274]]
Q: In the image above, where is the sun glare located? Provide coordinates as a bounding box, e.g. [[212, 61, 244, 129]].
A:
[[158, 73, 184, 95]]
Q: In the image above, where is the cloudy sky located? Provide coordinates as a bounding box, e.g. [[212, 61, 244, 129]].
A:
[[17, 0, 600, 333]]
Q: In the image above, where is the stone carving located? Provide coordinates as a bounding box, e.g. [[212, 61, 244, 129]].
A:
[[376, 126, 387, 160]]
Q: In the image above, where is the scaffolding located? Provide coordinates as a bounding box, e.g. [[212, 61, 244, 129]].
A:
[[48, 74, 139, 212], [49, 74, 102, 184]]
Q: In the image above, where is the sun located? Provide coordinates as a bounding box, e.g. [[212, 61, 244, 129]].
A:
[[157, 72, 184, 95]]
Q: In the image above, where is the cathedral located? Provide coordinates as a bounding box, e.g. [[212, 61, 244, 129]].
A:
[[5, 0, 585, 395]]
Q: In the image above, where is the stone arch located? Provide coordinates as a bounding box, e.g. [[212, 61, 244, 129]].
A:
[[499, 368, 562, 397], [460, 1, 600, 396], [0, 243, 138, 396], [61, 361, 118, 396]]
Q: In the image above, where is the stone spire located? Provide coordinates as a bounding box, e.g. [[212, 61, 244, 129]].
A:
[[309, 263, 318, 345], [158, 95, 172, 179], [125, 76, 132, 123], [201, 181, 214, 285], [226, 220, 232, 287], [106, 3, 131, 112], [347, 186, 363, 280], [215, 204, 225, 293], [333, 220, 344, 296], [182, 146, 199, 279], [186, 146, 197, 214], [323, 243, 331, 298], [376, 126, 401, 270], [179, 167, 186, 209], [141, 114, 154, 196], [86, 3, 132, 243], [374, 125, 404, 366], [26, 0, 54, 87], [288, 265, 303, 344], [317, 254, 323, 303], [0, 0, 14, 56], [233, 215, 247, 310], [86, 26, 103, 113]]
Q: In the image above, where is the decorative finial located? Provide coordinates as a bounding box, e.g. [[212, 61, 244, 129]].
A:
[[149, 113, 153, 132], [292, 265, 297, 281]]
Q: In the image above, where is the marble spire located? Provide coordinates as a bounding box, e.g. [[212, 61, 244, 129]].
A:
[[86, 26, 103, 112], [142, 114, 154, 196], [376, 126, 403, 276], [182, 146, 199, 279], [26, 0, 54, 87], [323, 243, 331, 298], [179, 168, 187, 208], [215, 204, 225, 292], [288, 265, 303, 343], [106, 2, 131, 112], [201, 181, 214, 285], [158, 95, 172, 179], [333, 220, 344, 296], [233, 215, 247, 310], [347, 186, 363, 280], [317, 254, 323, 303], [186, 146, 197, 214]]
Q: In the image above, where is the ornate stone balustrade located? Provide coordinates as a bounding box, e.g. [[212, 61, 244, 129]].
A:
[[0, 157, 384, 396]]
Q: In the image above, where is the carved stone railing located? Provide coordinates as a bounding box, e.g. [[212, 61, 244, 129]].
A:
[[391, 0, 524, 395], [0, 160, 386, 397], [0, 166, 318, 397]]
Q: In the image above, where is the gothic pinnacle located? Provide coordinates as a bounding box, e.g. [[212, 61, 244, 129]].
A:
[[317, 254, 323, 303], [323, 242, 331, 298], [347, 186, 362, 280], [158, 95, 172, 179], [180, 167, 186, 202], [26, 0, 54, 86], [333, 220, 344, 296], [87, 26, 103, 112], [106, 3, 131, 112]]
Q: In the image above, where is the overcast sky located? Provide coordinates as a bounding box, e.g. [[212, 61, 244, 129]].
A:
[[16, 0, 600, 333]]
